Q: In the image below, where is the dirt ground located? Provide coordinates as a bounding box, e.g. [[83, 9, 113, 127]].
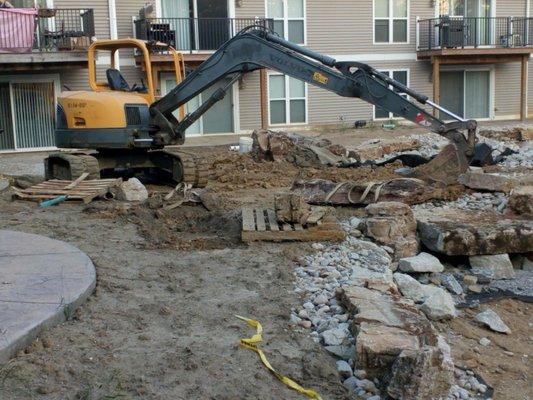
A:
[[0, 132, 531, 400]]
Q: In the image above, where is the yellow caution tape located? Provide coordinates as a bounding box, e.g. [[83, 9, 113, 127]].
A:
[[235, 315, 324, 400]]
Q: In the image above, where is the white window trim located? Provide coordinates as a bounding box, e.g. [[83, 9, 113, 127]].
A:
[[267, 72, 308, 126], [373, 0, 410, 45], [439, 65, 495, 120], [373, 68, 410, 120], [265, 0, 307, 46]]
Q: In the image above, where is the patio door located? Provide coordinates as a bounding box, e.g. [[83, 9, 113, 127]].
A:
[[440, 70, 490, 119], [161, 0, 228, 51], [0, 79, 56, 151], [162, 0, 191, 50]]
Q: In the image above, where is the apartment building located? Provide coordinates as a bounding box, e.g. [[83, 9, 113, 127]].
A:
[[0, 0, 532, 151]]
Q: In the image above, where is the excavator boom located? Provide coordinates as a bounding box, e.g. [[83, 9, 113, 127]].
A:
[[150, 26, 477, 168]]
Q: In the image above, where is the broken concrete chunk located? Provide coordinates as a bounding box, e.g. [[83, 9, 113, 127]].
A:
[[393, 273, 427, 303], [415, 209, 533, 256], [440, 273, 463, 295], [115, 178, 148, 202], [336, 360, 353, 379], [398, 252, 444, 273], [474, 309, 511, 334], [322, 327, 349, 346], [489, 270, 533, 300], [420, 289, 456, 321], [508, 185, 533, 217], [274, 193, 311, 224], [324, 345, 355, 360], [458, 171, 530, 193], [469, 254, 516, 280]]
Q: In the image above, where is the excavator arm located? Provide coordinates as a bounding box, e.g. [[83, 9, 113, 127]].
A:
[[150, 26, 477, 174]]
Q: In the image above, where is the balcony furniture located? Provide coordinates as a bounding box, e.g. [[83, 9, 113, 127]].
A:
[[40, 10, 94, 51]]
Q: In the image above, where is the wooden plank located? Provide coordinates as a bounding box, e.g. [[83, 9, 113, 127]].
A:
[[432, 57, 440, 117], [255, 209, 267, 231], [65, 172, 89, 190], [242, 208, 255, 231], [266, 209, 279, 231]]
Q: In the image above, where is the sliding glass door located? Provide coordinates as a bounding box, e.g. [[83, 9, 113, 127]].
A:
[[440, 70, 490, 119]]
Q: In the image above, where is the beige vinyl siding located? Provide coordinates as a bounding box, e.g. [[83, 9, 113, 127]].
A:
[[308, 0, 433, 54], [116, 0, 148, 39], [238, 71, 262, 130], [496, 1, 527, 17], [494, 63, 522, 118], [528, 61, 533, 116], [235, 0, 265, 18], [308, 59, 433, 125], [53, 0, 110, 39]]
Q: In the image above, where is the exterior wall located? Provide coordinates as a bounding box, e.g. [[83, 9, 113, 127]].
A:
[[115, 0, 147, 39], [239, 71, 262, 130], [494, 63, 522, 119]]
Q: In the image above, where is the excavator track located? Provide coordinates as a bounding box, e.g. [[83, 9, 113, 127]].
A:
[[163, 150, 209, 188], [44, 153, 100, 181]]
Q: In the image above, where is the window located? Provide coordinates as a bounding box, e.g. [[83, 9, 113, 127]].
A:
[[374, 0, 408, 43], [267, 0, 306, 44], [374, 70, 409, 119], [268, 73, 307, 125]]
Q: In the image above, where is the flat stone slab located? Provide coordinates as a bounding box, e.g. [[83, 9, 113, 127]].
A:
[[0, 230, 95, 363], [415, 209, 533, 256]]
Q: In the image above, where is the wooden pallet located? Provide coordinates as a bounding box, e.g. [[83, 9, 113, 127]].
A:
[[13, 178, 122, 204], [242, 208, 346, 243]]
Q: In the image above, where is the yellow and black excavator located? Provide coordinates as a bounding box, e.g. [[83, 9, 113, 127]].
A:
[[46, 25, 477, 186]]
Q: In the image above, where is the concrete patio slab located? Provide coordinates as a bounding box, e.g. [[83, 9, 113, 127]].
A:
[[0, 230, 96, 364]]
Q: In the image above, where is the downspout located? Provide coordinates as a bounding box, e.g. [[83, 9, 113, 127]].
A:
[[108, 0, 120, 69]]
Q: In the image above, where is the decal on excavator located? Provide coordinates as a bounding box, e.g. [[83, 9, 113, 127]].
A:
[[312, 72, 328, 85]]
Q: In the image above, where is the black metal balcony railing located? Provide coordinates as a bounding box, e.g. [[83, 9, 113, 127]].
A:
[[0, 8, 94, 54], [134, 17, 273, 52], [417, 16, 533, 51]]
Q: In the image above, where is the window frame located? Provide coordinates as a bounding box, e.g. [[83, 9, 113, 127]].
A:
[[373, 0, 410, 45], [267, 72, 308, 126], [265, 0, 307, 46], [373, 68, 410, 120]]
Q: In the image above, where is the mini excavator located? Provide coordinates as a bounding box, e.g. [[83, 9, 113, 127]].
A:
[[46, 26, 477, 187]]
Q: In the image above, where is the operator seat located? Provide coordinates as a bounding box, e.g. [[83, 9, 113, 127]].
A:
[[106, 68, 130, 91]]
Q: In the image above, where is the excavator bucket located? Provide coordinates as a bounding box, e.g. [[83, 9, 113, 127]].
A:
[[409, 143, 469, 186]]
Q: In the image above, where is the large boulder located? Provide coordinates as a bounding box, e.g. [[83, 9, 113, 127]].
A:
[[469, 254, 516, 280], [363, 202, 420, 261], [415, 209, 533, 256]]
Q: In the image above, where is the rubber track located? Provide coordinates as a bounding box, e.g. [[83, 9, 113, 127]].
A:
[[77, 155, 101, 179]]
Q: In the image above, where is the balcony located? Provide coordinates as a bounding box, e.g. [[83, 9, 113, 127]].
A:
[[0, 8, 94, 66], [417, 16, 533, 60], [134, 17, 272, 61]]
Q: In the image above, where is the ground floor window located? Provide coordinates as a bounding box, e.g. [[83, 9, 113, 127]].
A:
[[268, 73, 307, 125], [0, 77, 57, 151], [374, 69, 409, 120], [440, 69, 491, 119]]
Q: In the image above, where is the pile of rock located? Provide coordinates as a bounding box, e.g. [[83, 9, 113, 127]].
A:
[[413, 192, 509, 214]]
